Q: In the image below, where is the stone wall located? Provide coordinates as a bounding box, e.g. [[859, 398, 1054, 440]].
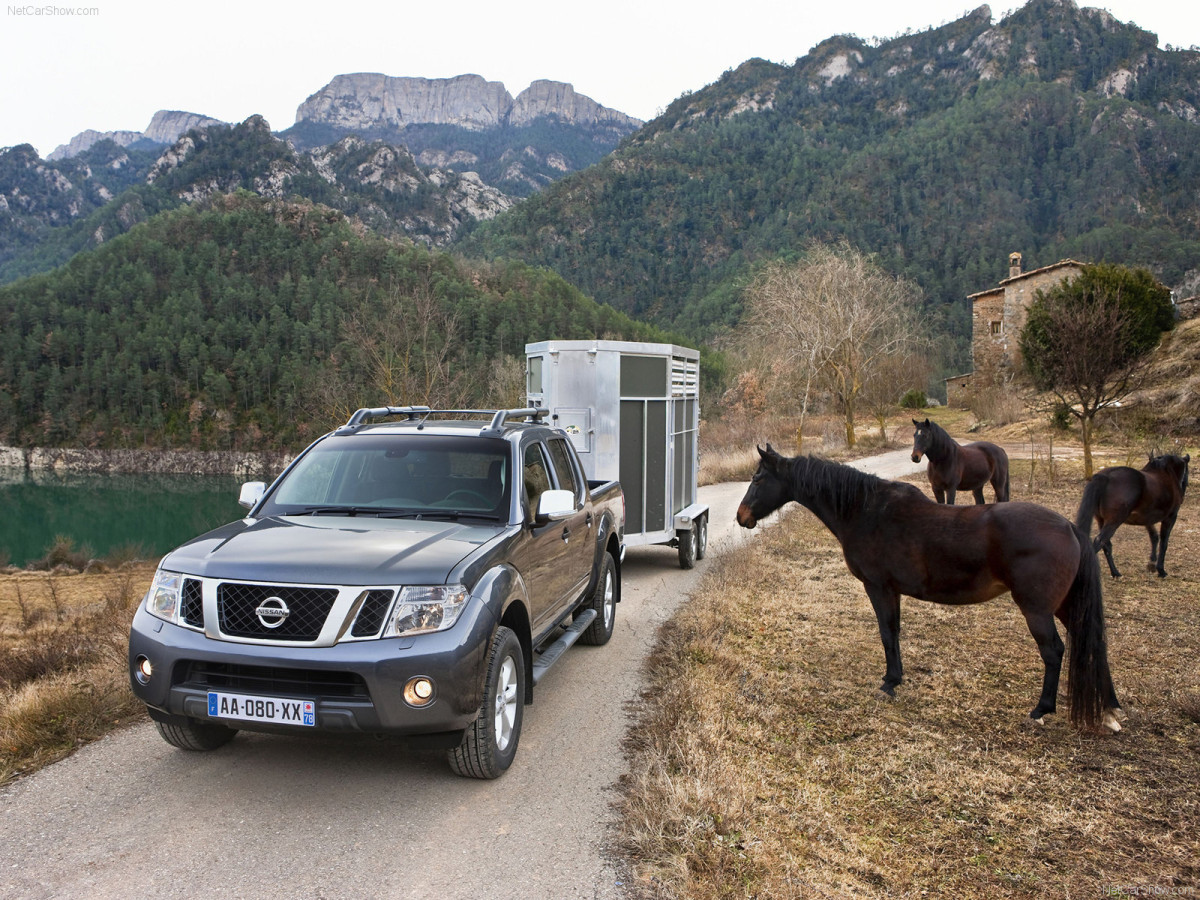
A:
[[0, 445, 291, 478]]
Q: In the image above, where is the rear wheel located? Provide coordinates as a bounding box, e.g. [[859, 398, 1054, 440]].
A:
[[448, 626, 524, 779], [153, 717, 238, 751], [579, 551, 617, 646], [695, 513, 709, 561], [678, 526, 697, 569]]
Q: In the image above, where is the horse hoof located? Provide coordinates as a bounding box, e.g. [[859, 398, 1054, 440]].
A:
[[874, 688, 896, 702], [1031, 716, 1045, 726], [1103, 713, 1122, 733]]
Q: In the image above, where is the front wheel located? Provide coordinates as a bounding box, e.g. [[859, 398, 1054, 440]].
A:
[[153, 717, 238, 751], [694, 513, 709, 561], [579, 551, 617, 646], [448, 626, 524, 779]]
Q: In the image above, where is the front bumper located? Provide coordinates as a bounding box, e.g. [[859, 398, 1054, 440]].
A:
[[128, 599, 496, 739]]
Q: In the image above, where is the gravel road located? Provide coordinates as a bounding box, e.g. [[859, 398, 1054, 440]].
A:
[[0, 450, 924, 900]]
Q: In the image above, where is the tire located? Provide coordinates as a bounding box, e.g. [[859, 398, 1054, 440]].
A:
[[694, 513, 709, 561], [448, 626, 524, 779], [579, 551, 617, 646], [154, 717, 238, 751], [678, 526, 697, 569]]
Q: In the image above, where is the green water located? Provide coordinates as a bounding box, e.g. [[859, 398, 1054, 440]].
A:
[[1, 468, 247, 568]]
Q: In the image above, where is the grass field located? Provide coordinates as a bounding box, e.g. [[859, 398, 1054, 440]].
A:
[[618, 449, 1199, 898]]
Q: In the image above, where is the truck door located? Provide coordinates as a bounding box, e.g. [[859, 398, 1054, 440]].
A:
[[521, 441, 577, 630], [546, 436, 594, 603]]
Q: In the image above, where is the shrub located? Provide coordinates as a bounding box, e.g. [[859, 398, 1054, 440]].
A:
[[900, 389, 927, 409]]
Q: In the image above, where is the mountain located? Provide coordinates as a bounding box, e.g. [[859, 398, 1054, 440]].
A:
[[456, 0, 1200, 373], [0, 116, 517, 282], [281, 74, 643, 196], [46, 110, 226, 161]]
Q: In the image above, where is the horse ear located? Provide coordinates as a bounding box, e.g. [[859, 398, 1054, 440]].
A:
[[912, 418, 920, 427], [923, 418, 931, 427]]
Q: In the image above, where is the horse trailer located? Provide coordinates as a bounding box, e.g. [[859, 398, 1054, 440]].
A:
[[525, 340, 708, 568]]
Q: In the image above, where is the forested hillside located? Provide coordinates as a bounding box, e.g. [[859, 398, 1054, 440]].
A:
[[456, 0, 1200, 374], [0, 192, 661, 449]]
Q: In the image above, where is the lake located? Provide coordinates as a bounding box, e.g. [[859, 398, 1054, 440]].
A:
[[1, 468, 248, 568]]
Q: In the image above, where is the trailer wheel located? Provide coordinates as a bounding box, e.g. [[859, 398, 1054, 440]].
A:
[[695, 513, 708, 561], [677, 526, 697, 569]]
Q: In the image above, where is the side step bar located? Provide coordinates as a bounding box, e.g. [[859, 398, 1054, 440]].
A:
[[531, 609, 597, 685]]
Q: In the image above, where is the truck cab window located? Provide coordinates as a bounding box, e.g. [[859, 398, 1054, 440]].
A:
[[523, 444, 552, 521], [546, 438, 581, 501]]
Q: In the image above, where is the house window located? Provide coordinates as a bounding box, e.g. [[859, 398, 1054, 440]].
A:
[[990, 321, 1003, 335]]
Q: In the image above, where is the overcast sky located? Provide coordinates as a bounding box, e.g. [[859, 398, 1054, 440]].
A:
[[3, 0, 1199, 158]]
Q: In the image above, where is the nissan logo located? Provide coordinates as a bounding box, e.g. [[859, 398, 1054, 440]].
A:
[[255, 596, 291, 629]]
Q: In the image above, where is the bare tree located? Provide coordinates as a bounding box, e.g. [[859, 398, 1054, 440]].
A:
[[740, 243, 926, 448], [303, 283, 472, 428], [860, 350, 932, 442]]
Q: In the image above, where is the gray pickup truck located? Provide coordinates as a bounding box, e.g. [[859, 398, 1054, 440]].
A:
[[128, 407, 625, 778]]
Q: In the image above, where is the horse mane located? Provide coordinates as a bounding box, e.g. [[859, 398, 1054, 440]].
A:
[[786, 454, 904, 519], [1146, 453, 1184, 471], [925, 419, 958, 455]]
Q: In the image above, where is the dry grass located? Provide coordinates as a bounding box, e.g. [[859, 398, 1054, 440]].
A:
[[0, 564, 153, 784], [620, 447, 1200, 898]]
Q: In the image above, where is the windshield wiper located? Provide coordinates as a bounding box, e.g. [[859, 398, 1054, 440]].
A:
[[294, 505, 423, 517]]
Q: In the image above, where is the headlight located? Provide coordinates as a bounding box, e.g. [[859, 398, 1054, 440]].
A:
[[384, 585, 469, 637], [146, 569, 183, 623]]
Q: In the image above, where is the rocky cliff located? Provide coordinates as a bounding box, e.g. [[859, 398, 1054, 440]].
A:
[[48, 110, 226, 161], [295, 74, 641, 136]]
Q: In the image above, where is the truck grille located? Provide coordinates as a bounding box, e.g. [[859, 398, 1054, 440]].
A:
[[181, 578, 204, 628], [217, 583, 338, 641], [351, 589, 395, 637], [181, 660, 369, 699]]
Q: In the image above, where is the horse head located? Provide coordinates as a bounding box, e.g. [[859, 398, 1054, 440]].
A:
[[737, 444, 791, 529], [911, 418, 933, 463]]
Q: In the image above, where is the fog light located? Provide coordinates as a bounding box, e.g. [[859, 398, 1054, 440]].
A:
[[403, 677, 435, 707], [135, 656, 153, 684]]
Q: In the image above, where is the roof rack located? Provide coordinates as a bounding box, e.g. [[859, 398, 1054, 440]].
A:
[[337, 406, 549, 436]]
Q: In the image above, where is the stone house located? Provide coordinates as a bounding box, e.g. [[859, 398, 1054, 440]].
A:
[[944, 252, 1085, 406]]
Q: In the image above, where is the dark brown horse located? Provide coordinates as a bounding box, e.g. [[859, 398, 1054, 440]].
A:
[[1076, 453, 1190, 578], [911, 418, 1010, 504], [737, 445, 1121, 731]]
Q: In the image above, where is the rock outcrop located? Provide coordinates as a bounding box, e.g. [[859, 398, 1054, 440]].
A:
[[48, 110, 225, 161], [295, 74, 641, 135]]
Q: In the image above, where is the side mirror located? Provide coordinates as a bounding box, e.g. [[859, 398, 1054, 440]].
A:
[[238, 481, 266, 510], [535, 489, 576, 522]]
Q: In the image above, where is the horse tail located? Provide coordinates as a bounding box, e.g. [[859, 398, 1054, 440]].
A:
[[1065, 524, 1115, 728], [1074, 474, 1105, 538]]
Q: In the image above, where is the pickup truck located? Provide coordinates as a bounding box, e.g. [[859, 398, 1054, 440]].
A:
[[128, 407, 625, 778]]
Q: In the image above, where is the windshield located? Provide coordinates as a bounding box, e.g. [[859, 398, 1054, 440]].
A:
[[259, 433, 511, 520]]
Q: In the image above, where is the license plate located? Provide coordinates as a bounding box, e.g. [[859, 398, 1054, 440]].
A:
[[207, 691, 316, 727]]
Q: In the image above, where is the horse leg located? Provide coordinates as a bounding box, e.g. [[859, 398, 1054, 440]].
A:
[[1093, 520, 1122, 578], [945, 486, 957, 505], [864, 584, 903, 698], [1153, 513, 1178, 578], [972, 487, 986, 504], [1146, 524, 1160, 574], [1022, 610, 1065, 723], [932, 485, 946, 504]]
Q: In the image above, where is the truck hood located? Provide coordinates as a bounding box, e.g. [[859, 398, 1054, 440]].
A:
[[161, 515, 506, 585]]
